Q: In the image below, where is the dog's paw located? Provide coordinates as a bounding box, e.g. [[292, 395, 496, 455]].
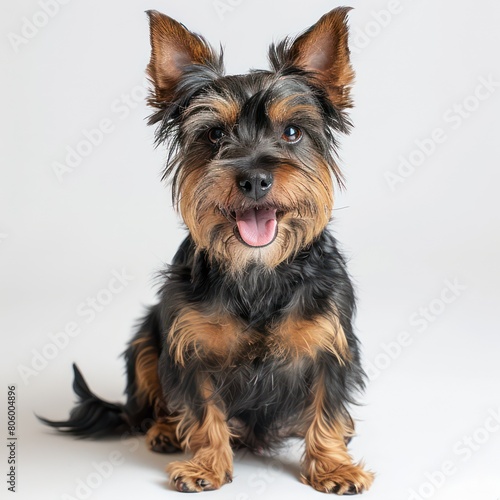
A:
[[302, 462, 374, 495], [146, 422, 181, 454], [167, 460, 232, 492]]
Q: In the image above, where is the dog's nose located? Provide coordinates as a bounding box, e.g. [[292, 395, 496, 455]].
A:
[[237, 171, 273, 201]]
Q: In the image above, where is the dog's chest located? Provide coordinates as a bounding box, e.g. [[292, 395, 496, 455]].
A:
[[213, 352, 314, 430]]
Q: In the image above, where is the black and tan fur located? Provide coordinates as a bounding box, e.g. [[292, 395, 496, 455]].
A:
[[41, 7, 374, 495]]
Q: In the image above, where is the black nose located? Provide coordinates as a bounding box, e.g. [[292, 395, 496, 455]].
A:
[[237, 171, 273, 201]]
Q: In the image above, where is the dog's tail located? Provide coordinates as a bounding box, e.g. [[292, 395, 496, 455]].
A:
[[39, 306, 162, 437], [38, 363, 137, 436]]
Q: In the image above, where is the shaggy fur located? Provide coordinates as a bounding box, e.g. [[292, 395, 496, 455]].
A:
[[41, 7, 374, 495]]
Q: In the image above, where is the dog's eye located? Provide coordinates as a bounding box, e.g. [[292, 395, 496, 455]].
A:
[[282, 125, 302, 144], [207, 127, 225, 144]]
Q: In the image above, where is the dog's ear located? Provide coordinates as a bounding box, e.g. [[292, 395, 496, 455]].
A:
[[270, 7, 354, 108], [146, 11, 221, 112]]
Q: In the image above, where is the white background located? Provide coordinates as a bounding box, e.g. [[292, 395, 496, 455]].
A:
[[1, 0, 499, 499]]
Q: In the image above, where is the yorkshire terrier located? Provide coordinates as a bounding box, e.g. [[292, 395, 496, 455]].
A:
[[42, 7, 374, 495]]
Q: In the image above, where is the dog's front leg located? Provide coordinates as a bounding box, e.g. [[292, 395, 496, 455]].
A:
[[166, 378, 233, 492], [301, 367, 374, 495]]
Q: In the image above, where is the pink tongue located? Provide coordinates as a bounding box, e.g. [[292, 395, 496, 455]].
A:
[[236, 208, 277, 247]]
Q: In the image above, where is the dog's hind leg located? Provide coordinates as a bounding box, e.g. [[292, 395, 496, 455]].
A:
[[125, 306, 182, 453], [145, 414, 181, 453]]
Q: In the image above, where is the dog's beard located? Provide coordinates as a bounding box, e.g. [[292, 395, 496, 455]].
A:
[[183, 204, 329, 274]]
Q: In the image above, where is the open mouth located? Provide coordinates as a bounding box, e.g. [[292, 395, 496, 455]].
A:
[[232, 207, 278, 248]]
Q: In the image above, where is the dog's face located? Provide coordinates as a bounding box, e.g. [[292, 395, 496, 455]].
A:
[[146, 9, 354, 272]]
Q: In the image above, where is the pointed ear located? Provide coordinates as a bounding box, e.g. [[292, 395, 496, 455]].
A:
[[271, 7, 354, 108], [146, 11, 222, 113]]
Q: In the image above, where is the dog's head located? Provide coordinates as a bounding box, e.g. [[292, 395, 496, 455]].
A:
[[146, 8, 354, 273]]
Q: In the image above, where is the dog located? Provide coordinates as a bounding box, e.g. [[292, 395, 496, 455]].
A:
[[41, 7, 374, 495]]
